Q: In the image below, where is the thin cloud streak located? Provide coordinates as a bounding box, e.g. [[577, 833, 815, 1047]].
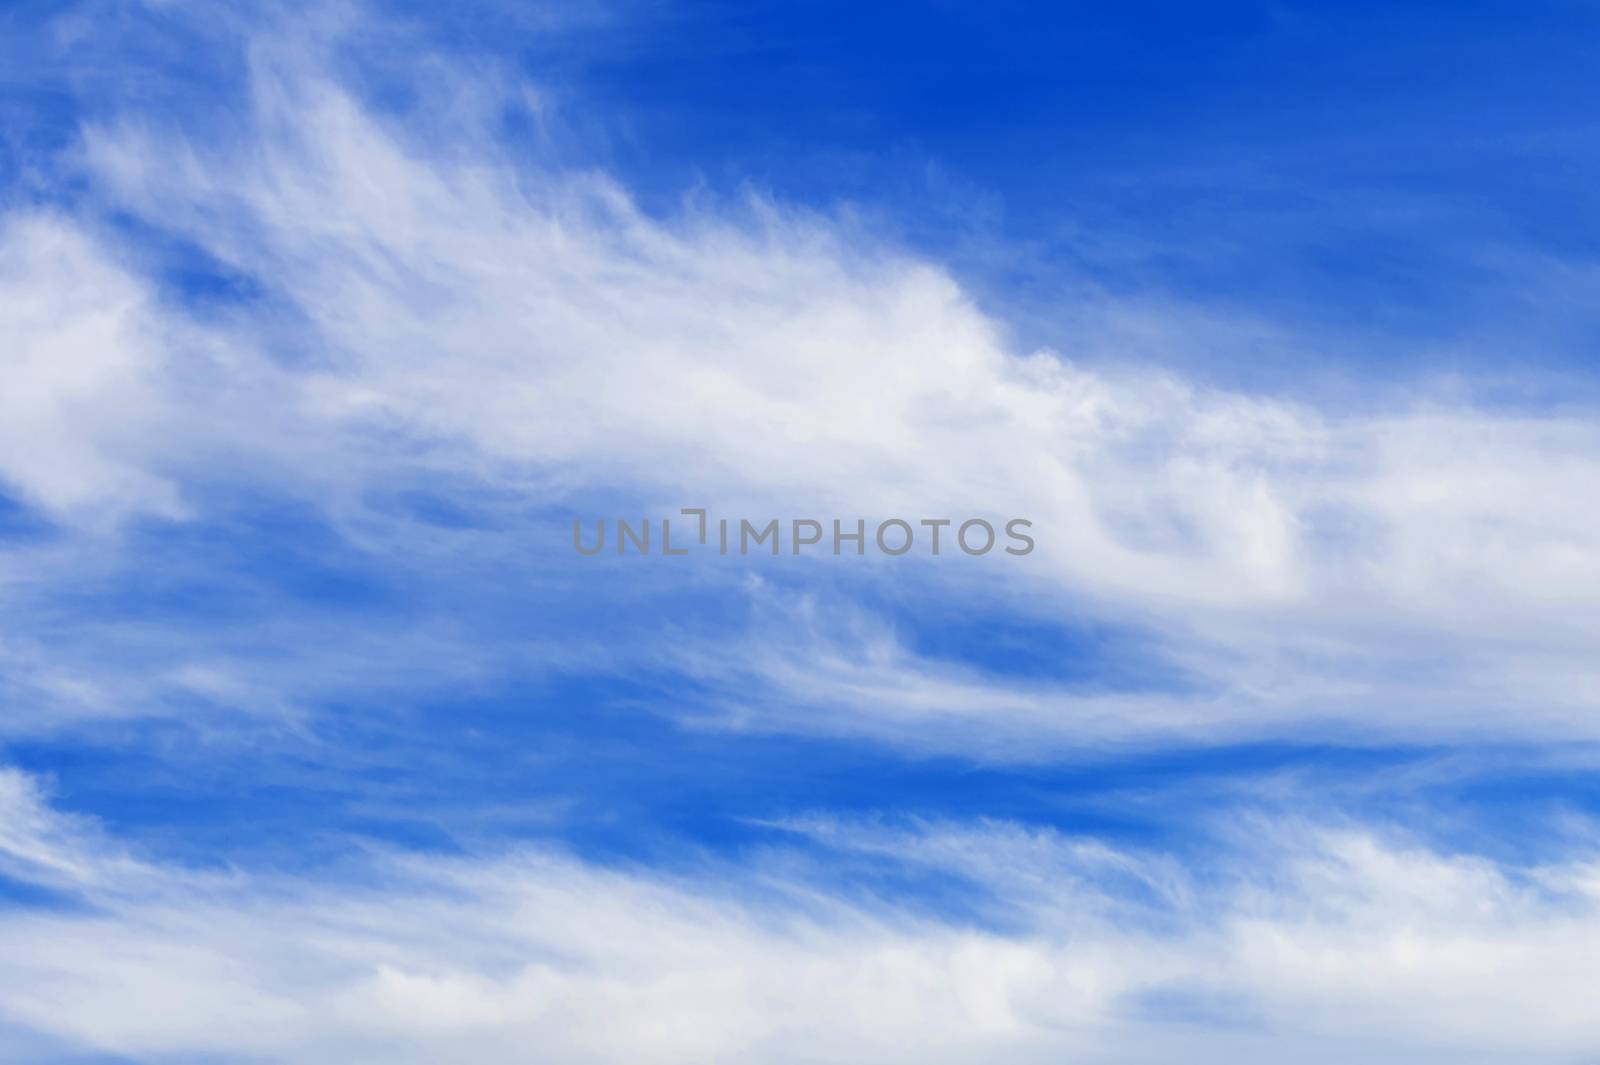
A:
[[0, 9, 1592, 750], [1, 768, 1598, 1064]]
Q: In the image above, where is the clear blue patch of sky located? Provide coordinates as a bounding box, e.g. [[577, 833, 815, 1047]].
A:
[[469, 0, 1600, 391]]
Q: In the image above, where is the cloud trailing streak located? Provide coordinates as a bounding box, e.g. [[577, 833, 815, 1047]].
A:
[[2, 1, 1599, 1061]]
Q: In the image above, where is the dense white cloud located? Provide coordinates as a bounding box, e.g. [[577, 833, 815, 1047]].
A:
[[0, 768, 1596, 1064], [0, 214, 187, 524]]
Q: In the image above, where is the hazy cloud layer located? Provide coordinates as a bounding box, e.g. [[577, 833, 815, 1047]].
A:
[[3, 12, 1596, 749], [1, 768, 1597, 1064], [4, 5, 1599, 1061]]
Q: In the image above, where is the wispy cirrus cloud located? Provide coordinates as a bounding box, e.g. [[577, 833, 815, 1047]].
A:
[[1, 1, 1597, 756], [4, 5, 1600, 1059], [2, 767, 1599, 1064]]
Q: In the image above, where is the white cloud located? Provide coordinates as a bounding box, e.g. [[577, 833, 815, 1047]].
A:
[[4, 2, 1600, 752], [7, 8, 1598, 1062], [0, 768, 1597, 1063], [0, 214, 185, 525]]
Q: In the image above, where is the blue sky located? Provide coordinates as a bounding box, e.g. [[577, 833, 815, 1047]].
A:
[[3, 2, 1600, 1062]]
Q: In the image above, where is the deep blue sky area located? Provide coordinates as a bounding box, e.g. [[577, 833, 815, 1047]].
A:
[[459, 0, 1600, 387]]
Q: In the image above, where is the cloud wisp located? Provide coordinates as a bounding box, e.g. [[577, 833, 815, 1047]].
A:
[[6, 5, 1600, 1061], [0, 5, 1593, 754], [1, 767, 1598, 1064]]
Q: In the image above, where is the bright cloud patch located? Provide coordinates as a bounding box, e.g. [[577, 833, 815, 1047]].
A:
[[3, 2, 1599, 1062], [2, 770, 1599, 1064], [9, 33, 1596, 746]]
